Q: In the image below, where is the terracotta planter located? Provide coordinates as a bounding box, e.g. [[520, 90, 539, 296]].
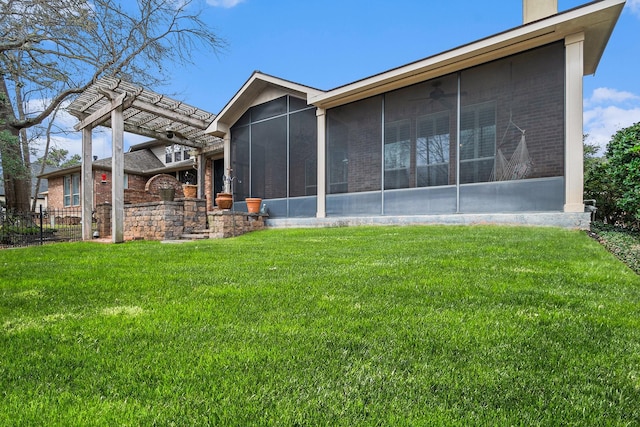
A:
[[182, 184, 197, 198], [215, 192, 233, 210], [159, 188, 175, 201], [246, 197, 262, 214]]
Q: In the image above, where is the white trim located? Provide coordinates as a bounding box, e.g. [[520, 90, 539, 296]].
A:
[[206, 72, 325, 137], [564, 32, 585, 213], [309, 0, 624, 109], [316, 108, 326, 218]]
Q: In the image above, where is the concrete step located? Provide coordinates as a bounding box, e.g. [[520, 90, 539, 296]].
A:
[[181, 230, 210, 240]]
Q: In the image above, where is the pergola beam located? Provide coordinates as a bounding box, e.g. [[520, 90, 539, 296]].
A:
[[73, 92, 127, 131], [122, 123, 204, 148], [130, 99, 210, 129]]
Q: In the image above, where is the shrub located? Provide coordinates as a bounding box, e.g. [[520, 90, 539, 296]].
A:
[[584, 143, 624, 224], [606, 122, 640, 225]]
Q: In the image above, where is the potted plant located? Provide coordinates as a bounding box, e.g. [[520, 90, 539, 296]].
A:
[[245, 196, 262, 213], [182, 171, 197, 198], [215, 168, 234, 210], [159, 185, 175, 201]]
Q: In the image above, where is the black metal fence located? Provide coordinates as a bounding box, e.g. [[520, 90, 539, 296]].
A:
[[0, 206, 88, 249]]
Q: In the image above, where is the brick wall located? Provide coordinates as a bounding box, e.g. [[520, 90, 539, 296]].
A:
[[145, 174, 185, 198], [47, 170, 168, 210], [47, 176, 65, 209], [204, 158, 214, 210], [125, 189, 160, 204], [94, 169, 111, 206]]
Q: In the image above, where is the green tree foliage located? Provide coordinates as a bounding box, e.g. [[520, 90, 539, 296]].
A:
[[606, 122, 640, 224], [0, 0, 225, 211], [583, 141, 624, 224], [35, 148, 80, 169]]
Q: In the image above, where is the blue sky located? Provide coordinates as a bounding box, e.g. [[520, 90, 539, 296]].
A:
[[66, 0, 640, 158]]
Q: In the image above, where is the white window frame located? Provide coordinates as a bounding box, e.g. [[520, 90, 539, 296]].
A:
[[63, 173, 80, 207], [459, 101, 496, 183], [416, 111, 450, 187]]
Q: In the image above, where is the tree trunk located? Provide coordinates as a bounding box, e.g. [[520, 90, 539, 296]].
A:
[[0, 76, 31, 212]]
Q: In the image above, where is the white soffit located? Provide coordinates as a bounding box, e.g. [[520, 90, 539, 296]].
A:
[[309, 0, 625, 109]]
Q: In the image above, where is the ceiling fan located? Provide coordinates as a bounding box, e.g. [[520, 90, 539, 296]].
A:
[[428, 81, 456, 101], [410, 81, 462, 109]]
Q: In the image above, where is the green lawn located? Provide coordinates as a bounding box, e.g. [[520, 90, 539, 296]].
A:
[[1, 226, 639, 426]]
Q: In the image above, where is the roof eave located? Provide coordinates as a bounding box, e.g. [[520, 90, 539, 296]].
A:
[[309, 0, 625, 109]]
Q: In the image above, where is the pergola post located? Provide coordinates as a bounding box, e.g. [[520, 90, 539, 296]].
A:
[[111, 105, 125, 243], [81, 127, 93, 240], [71, 78, 218, 243]]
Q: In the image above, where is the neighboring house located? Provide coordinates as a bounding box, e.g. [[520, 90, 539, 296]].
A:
[[204, 0, 624, 223], [39, 142, 201, 210]]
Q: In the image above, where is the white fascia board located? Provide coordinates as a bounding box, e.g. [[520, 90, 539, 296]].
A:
[[309, 0, 624, 109], [205, 72, 325, 137]]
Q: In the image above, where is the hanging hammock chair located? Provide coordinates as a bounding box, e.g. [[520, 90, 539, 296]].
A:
[[491, 117, 533, 181]]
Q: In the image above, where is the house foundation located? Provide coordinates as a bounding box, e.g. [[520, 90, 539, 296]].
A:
[[265, 212, 592, 230]]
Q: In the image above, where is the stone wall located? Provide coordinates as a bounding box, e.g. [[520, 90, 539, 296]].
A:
[[102, 199, 209, 241], [207, 211, 266, 239], [96, 201, 264, 240], [182, 199, 207, 234]]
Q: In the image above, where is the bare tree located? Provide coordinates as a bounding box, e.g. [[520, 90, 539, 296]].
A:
[[0, 0, 225, 211]]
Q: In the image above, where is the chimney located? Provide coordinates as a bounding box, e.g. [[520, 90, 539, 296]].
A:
[[523, 0, 558, 24]]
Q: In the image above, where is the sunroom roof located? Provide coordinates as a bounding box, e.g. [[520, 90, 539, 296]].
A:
[[309, 0, 625, 109]]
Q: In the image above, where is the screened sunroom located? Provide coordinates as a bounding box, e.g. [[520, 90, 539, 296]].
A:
[[206, 0, 624, 226], [227, 43, 564, 219], [324, 42, 565, 217], [230, 95, 318, 218]]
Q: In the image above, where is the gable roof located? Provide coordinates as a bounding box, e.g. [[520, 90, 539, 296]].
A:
[[93, 149, 166, 174], [309, 0, 625, 109], [206, 71, 325, 137], [38, 148, 166, 179]]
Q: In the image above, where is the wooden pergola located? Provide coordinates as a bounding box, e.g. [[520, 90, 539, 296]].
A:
[[67, 77, 220, 243]]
